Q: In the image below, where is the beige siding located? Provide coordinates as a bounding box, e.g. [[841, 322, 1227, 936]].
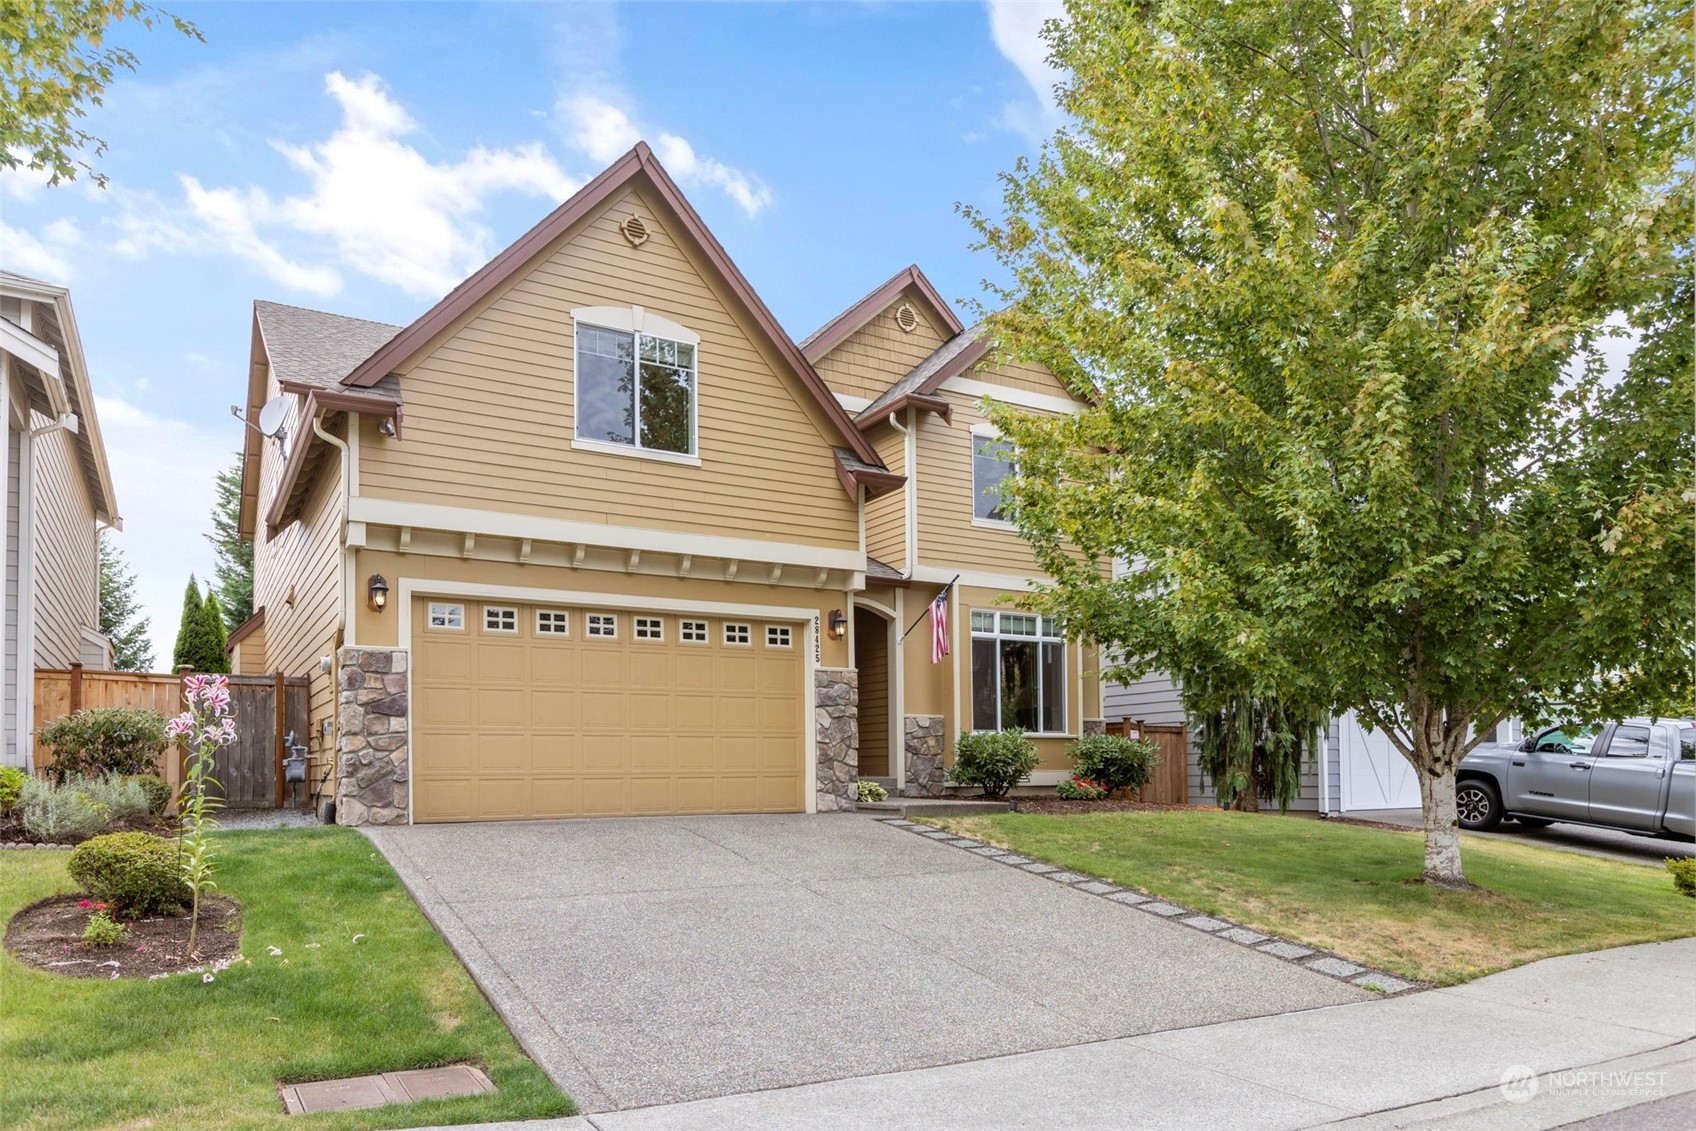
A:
[[30, 415, 98, 668], [965, 357, 1077, 399], [812, 295, 950, 402], [359, 185, 858, 551], [230, 619, 268, 675], [864, 423, 907, 571]]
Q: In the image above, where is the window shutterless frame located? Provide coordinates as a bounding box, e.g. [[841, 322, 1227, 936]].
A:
[[969, 610, 1067, 734], [571, 309, 701, 461]]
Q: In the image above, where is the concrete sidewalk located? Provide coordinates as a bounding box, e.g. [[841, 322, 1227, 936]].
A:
[[436, 938, 1696, 1131]]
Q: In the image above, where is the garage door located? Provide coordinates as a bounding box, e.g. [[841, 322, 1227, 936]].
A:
[[411, 599, 806, 822], [1339, 711, 1421, 811]]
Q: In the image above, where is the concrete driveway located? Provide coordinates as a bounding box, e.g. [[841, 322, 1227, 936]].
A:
[[369, 814, 1366, 1113], [1345, 809, 1694, 865]]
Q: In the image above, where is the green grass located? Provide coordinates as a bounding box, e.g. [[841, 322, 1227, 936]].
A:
[[0, 828, 573, 1131], [927, 810, 1696, 985]]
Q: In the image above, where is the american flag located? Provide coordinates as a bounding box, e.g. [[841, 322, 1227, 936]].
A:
[[929, 590, 950, 664]]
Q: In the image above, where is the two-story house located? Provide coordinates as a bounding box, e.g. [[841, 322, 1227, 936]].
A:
[[0, 271, 122, 771], [233, 144, 1101, 826]]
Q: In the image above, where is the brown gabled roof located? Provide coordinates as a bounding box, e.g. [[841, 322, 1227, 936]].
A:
[[799, 265, 965, 364], [340, 142, 884, 470], [254, 301, 401, 399], [855, 323, 990, 429]]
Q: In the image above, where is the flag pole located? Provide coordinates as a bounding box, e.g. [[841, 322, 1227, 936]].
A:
[[899, 574, 961, 643]]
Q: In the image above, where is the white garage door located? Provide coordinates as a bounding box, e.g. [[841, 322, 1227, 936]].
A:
[[1339, 711, 1421, 811]]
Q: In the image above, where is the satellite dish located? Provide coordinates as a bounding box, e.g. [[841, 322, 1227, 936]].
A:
[[256, 397, 290, 439]]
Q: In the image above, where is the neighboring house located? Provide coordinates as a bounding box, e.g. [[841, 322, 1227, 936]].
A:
[[0, 271, 121, 770], [235, 143, 1103, 826]]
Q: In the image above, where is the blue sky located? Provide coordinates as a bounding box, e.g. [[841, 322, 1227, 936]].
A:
[[0, 0, 1066, 667]]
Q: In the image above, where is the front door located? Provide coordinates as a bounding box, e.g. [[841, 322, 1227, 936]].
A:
[[1587, 724, 1665, 831], [1506, 725, 1598, 820]]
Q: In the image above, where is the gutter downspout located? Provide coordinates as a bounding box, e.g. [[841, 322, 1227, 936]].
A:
[[311, 413, 356, 650]]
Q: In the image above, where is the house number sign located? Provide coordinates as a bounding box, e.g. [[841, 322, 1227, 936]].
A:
[[813, 615, 821, 663]]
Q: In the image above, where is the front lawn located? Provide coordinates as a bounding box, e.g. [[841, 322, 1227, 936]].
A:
[[0, 828, 573, 1130], [925, 810, 1694, 985]]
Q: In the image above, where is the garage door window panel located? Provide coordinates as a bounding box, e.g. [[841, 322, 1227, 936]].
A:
[[427, 603, 465, 631], [536, 609, 570, 636], [587, 613, 618, 639]]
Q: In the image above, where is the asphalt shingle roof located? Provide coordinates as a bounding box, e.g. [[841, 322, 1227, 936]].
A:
[[254, 300, 403, 399]]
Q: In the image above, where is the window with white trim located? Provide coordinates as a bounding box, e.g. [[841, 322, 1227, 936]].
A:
[[765, 625, 792, 648], [427, 603, 465, 631], [680, 620, 709, 643], [483, 606, 518, 633], [536, 609, 570, 635], [587, 613, 618, 638], [724, 622, 751, 646], [970, 611, 1066, 733], [973, 437, 1015, 522], [575, 322, 696, 455], [635, 616, 664, 641]]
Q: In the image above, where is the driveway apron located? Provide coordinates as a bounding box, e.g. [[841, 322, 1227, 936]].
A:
[[368, 814, 1366, 1113]]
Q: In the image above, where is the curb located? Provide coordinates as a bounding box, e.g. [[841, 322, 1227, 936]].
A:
[[882, 818, 1427, 996]]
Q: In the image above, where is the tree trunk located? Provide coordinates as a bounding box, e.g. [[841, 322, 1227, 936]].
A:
[[1418, 764, 1466, 887]]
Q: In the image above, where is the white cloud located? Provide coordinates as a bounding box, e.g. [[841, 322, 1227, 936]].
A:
[[986, 0, 1069, 138], [0, 151, 57, 201], [93, 394, 228, 670], [170, 71, 582, 298], [557, 94, 773, 218], [0, 218, 79, 280]]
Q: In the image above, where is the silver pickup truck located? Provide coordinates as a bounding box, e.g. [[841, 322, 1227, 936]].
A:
[[1456, 718, 1695, 840]]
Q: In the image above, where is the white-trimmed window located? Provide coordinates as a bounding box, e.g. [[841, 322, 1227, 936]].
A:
[[536, 609, 570, 636], [574, 321, 697, 456], [724, 622, 751, 646], [973, 436, 1016, 523], [635, 616, 664, 641], [587, 613, 618, 639], [765, 625, 793, 649], [680, 619, 709, 643], [427, 603, 465, 631], [970, 611, 1066, 734], [483, 606, 518, 634]]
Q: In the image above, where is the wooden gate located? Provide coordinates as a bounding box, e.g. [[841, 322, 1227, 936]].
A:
[[1108, 720, 1191, 805], [213, 675, 309, 808]]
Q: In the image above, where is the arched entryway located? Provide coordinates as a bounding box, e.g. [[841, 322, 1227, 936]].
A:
[[853, 604, 895, 780]]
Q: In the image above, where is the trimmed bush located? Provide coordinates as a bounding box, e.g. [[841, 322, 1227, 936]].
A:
[[948, 729, 1039, 799], [128, 774, 173, 817], [36, 708, 170, 782], [75, 775, 153, 825], [19, 777, 111, 842], [1070, 734, 1160, 796], [1668, 857, 1696, 899], [0, 765, 25, 812], [66, 832, 188, 917]]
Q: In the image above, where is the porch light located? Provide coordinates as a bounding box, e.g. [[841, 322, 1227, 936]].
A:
[[367, 574, 389, 612], [828, 609, 847, 639]]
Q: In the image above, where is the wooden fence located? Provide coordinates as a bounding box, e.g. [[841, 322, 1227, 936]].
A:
[[1108, 719, 1191, 805], [34, 667, 309, 808]]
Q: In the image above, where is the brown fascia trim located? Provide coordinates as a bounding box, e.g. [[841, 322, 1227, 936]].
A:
[[857, 393, 953, 431], [833, 451, 906, 500], [236, 311, 269, 543], [263, 391, 331, 539], [799, 265, 966, 364], [223, 607, 266, 653], [277, 380, 402, 435], [338, 142, 885, 469]]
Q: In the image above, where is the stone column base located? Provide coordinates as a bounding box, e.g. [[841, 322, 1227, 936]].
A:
[[1082, 719, 1106, 737], [901, 715, 946, 798], [335, 647, 410, 826], [815, 668, 858, 811]]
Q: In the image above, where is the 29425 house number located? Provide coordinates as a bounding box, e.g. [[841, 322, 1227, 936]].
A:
[[813, 615, 821, 663]]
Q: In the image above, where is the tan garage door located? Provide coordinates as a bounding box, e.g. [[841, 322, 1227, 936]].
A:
[[410, 599, 806, 822]]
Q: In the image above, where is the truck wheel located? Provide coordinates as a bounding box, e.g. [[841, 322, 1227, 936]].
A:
[[1513, 816, 1553, 829], [1456, 779, 1503, 831]]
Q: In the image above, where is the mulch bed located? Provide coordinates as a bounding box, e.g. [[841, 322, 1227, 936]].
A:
[[0, 816, 179, 847], [5, 893, 242, 979], [1003, 798, 1211, 815]]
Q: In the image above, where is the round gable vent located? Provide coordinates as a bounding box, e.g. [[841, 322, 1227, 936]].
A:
[[619, 215, 651, 247], [893, 302, 919, 333]]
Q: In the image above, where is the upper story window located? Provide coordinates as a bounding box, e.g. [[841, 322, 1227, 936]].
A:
[[973, 436, 1015, 524], [574, 316, 697, 458]]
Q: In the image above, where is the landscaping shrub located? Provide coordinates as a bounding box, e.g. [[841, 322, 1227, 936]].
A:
[[75, 775, 153, 825], [82, 908, 127, 947], [37, 708, 170, 782], [1056, 775, 1109, 800], [948, 729, 1039, 798], [127, 773, 173, 817], [19, 777, 111, 842], [1070, 734, 1160, 796], [1668, 857, 1696, 899], [0, 765, 25, 812], [66, 832, 188, 917], [856, 780, 889, 803]]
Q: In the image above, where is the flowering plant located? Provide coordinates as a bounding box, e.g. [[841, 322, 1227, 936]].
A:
[[169, 674, 234, 953], [1056, 775, 1109, 801], [82, 909, 126, 946]]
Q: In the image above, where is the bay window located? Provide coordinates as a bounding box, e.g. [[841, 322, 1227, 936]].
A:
[[970, 611, 1066, 733]]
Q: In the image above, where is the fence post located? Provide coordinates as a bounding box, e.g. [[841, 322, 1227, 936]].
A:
[[274, 671, 287, 809], [68, 663, 84, 714]]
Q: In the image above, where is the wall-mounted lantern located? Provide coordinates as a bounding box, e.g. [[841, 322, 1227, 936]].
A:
[[367, 574, 389, 613], [828, 609, 847, 639]]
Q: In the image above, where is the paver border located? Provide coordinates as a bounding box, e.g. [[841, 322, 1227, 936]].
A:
[[881, 818, 1425, 996]]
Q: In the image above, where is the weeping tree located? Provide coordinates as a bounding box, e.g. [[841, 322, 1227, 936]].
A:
[[1189, 686, 1324, 813], [964, 0, 1692, 887]]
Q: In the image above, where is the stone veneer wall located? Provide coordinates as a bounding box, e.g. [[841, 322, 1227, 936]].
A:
[[902, 715, 946, 798], [335, 647, 410, 826], [814, 668, 858, 811], [1082, 719, 1106, 737]]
